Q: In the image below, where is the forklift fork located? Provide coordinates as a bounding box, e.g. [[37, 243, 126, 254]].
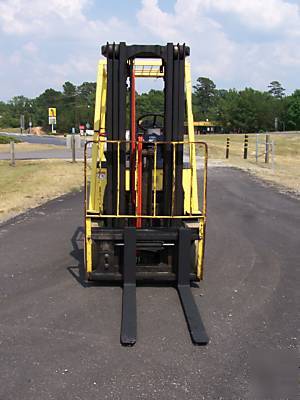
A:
[[120, 227, 208, 346], [121, 227, 137, 345], [177, 228, 209, 345]]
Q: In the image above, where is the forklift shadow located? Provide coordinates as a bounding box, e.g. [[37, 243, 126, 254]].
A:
[[67, 226, 88, 287]]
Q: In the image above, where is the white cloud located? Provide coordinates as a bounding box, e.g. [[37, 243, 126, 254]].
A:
[[22, 42, 38, 54], [137, 0, 300, 90], [0, 0, 299, 99], [0, 0, 140, 99], [0, 0, 89, 35], [207, 0, 300, 32]]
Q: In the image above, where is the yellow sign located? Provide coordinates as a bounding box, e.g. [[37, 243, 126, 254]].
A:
[[48, 107, 56, 117]]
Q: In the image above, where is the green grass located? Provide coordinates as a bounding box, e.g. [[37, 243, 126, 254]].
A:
[[0, 135, 21, 144]]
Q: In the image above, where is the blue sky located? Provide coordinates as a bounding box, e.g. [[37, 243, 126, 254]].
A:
[[0, 0, 299, 100]]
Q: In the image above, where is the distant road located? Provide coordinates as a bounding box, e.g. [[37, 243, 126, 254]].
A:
[[0, 149, 84, 160], [0, 132, 66, 146], [0, 132, 92, 159]]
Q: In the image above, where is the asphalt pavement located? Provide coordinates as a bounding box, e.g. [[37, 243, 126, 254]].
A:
[[0, 132, 88, 159], [0, 168, 298, 399], [0, 149, 84, 160], [0, 132, 67, 146]]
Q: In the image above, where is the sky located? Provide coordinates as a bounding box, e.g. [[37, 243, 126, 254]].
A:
[[0, 0, 299, 101]]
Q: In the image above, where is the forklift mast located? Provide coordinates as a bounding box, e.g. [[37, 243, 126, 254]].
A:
[[84, 42, 209, 346]]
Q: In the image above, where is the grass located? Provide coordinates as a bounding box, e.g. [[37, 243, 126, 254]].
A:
[[0, 160, 83, 222], [0, 135, 21, 144], [0, 142, 62, 152], [201, 133, 300, 194], [0, 127, 22, 133]]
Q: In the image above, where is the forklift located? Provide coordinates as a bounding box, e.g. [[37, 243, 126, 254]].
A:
[[84, 43, 209, 346]]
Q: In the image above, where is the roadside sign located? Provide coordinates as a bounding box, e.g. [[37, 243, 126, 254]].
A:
[[79, 124, 85, 134], [48, 108, 57, 133], [48, 107, 56, 117]]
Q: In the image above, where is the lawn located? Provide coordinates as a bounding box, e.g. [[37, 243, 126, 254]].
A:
[[0, 128, 22, 134], [200, 133, 300, 194], [0, 135, 22, 144], [0, 160, 83, 222]]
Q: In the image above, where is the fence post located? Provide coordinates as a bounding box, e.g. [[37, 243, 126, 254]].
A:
[[72, 134, 76, 163], [10, 141, 15, 166], [265, 134, 270, 163], [225, 137, 230, 159], [243, 134, 248, 159], [271, 140, 275, 170], [255, 134, 259, 163]]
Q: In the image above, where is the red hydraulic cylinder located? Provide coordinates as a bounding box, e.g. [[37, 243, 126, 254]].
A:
[[130, 66, 136, 209], [136, 135, 143, 228]]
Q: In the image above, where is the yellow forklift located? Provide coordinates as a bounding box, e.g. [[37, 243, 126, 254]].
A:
[[84, 43, 209, 346]]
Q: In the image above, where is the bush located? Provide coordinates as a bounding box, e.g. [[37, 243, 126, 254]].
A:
[[0, 135, 21, 144]]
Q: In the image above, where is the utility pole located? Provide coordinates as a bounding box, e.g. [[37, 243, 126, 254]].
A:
[[29, 104, 32, 134], [20, 114, 25, 134]]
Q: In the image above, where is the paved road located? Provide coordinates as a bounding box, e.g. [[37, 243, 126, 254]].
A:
[[0, 132, 67, 146], [0, 132, 89, 159], [0, 168, 298, 400], [0, 149, 84, 160]]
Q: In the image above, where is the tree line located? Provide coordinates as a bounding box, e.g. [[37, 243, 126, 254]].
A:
[[0, 78, 299, 133], [193, 78, 300, 132]]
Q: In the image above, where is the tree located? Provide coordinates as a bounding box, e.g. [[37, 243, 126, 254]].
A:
[[136, 90, 164, 118], [77, 82, 96, 101], [268, 81, 285, 99], [34, 89, 63, 129], [63, 81, 76, 98], [0, 77, 298, 134], [285, 90, 300, 130], [76, 82, 96, 127], [193, 77, 216, 119], [218, 88, 279, 132]]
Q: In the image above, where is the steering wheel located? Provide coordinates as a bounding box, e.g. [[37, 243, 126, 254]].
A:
[[137, 114, 164, 132]]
